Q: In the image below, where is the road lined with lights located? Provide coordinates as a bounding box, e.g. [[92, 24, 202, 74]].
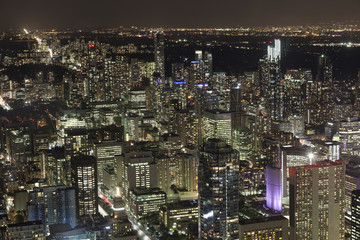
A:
[[98, 191, 151, 239]]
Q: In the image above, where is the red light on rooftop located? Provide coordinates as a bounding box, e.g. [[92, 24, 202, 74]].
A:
[[289, 168, 295, 177]]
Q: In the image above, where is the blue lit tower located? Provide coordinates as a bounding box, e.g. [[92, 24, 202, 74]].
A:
[[198, 139, 240, 239]]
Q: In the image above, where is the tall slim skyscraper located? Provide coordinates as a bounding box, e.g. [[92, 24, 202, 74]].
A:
[[71, 155, 98, 219], [260, 58, 284, 121], [267, 39, 281, 62], [352, 190, 360, 239], [198, 139, 240, 239], [268, 63, 284, 121], [154, 32, 165, 81], [289, 161, 345, 240], [230, 83, 242, 112]]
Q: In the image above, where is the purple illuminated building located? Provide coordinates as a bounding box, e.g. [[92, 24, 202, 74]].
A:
[[266, 167, 282, 212]]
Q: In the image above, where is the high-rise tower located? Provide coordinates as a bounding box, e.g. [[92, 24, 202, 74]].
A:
[[198, 139, 240, 239], [71, 155, 98, 219], [154, 32, 165, 81], [289, 161, 345, 240]]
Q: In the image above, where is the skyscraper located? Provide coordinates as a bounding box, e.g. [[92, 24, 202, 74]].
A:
[[230, 83, 242, 112], [202, 110, 232, 145], [198, 139, 240, 239], [239, 215, 288, 240], [352, 190, 360, 240], [266, 167, 282, 212], [71, 155, 98, 219], [28, 186, 76, 233], [260, 58, 284, 121], [267, 39, 281, 62], [289, 161, 345, 240], [118, 151, 157, 201], [154, 32, 165, 81], [339, 117, 360, 156]]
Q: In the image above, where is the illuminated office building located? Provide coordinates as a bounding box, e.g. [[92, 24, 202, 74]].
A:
[[129, 188, 166, 220], [198, 139, 240, 240], [230, 83, 242, 112], [94, 140, 122, 184], [193, 50, 212, 82], [202, 110, 232, 145], [129, 58, 147, 86], [339, 117, 360, 156], [118, 151, 157, 201], [103, 165, 116, 195], [268, 65, 284, 121], [283, 69, 311, 117], [173, 153, 197, 195], [334, 102, 355, 122], [99, 108, 116, 126], [64, 128, 89, 159], [345, 156, 360, 230], [262, 137, 281, 167], [280, 145, 312, 200], [71, 155, 98, 219], [260, 45, 284, 121], [157, 152, 197, 199], [154, 32, 165, 81], [172, 62, 188, 103], [239, 166, 265, 197], [103, 55, 114, 101], [288, 114, 305, 137], [239, 215, 288, 240], [289, 161, 345, 240], [7, 221, 45, 240], [172, 62, 187, 82], [351, 190, 360, 240], [203, 51, 213, 82], [28, 186, 76, 233], [159, 200, 198, 231], [176, 109, 199, 146], [267, 39, 281, 62], [156, 154, 172, 195], [127, 88, 147, 113], [123, 113, 141, 142], [232, 126, 252, 161]]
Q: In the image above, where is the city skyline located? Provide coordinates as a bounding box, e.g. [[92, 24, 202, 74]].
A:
[[1, 11, 360, 239]]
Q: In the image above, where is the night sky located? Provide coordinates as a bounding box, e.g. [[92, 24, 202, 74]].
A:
[[1, 0, 360, 29]]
